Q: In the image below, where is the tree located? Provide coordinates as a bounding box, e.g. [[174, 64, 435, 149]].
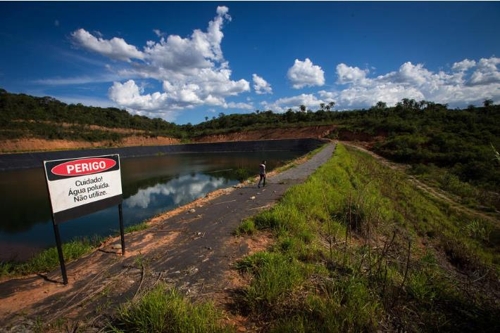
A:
[[375, 101, 387, 110], [299, 105, 306, 113], [327, 101, 335, 111], [400, 98, 419, 110], [418, 100, 428, 110], [484, 99, 494, 107]]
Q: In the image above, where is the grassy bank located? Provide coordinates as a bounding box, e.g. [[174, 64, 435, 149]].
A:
[[232, 143, 500, 332], [0, 237, 100, 277]]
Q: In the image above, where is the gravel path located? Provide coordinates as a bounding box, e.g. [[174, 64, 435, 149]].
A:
[[270, 141, 336, 183]]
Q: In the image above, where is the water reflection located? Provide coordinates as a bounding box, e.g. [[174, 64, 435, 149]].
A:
[[0, 150, 304, 261], [126, 174, 232, 209]]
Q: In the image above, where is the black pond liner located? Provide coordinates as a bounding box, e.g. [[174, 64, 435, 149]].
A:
[[0, 138, 328, 172]]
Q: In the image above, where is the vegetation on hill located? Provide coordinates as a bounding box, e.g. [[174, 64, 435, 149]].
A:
[[0, 88, 184, 142]]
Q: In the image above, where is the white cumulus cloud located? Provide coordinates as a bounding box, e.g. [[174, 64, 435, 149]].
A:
[[469, 57, 500, 86], [253, 74, 272, 95], [452, 59, 476, 72], [108, 80, 168, 111], [261, 93, 325, 113], [336, 63, 369, 85], [71, 28, 144, 62], [226, 101, 254, 110], [287, 58, 325, 89], [327, 57, 498, 108], [70, 6, 250, 121], [265, 56, 500, 112]]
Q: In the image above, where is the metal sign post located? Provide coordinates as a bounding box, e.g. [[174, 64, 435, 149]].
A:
[[43, 154, 124, 284], [119, 203, 125, 255], [52, 221, 68, 284]]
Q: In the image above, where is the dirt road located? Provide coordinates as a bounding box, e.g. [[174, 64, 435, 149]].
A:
[[0, 143, 336, 332]]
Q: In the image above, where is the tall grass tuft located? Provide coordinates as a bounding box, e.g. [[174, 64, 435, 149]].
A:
[[237, 251, 307, 316], [108, 282, 233, 332]]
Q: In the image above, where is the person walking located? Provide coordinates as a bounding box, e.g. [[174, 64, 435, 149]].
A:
[[258, 160, 266, 188]]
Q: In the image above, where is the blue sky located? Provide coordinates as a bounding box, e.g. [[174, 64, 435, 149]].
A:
[[1, 1, 500, 125]]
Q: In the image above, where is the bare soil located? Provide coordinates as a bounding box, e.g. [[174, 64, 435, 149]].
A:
[[192, 125, 337, 143], [0, 136, 181, 153]]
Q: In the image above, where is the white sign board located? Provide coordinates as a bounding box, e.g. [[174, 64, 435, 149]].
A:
[[44, 154, 123, 224]]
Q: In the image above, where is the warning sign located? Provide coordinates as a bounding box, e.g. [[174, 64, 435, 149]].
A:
[[44, 154, 123, 224]]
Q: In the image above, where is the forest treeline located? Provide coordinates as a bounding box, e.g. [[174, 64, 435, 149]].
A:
[[1, 88, 499, 192]]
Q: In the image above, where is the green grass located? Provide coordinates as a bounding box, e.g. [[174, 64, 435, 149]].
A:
[[233, 143, 500, 332], [236, 252, 309, 313], [0, 237, 100, 277], [410, 162, 500, 212], [124, 221, 150, 233], [234, 218, 256, 236], [107, 282, 234, 333]]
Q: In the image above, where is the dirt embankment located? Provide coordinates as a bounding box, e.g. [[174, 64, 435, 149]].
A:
[[0, 124, 383, 154], [191, 125, 336, 143], [0, 136, 181, 153]]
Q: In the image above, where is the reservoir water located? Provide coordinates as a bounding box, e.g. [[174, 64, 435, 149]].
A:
[[0, 150, 305, 261]]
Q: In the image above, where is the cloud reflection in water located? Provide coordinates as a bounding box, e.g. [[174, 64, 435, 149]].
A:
[[125, 173, 232, 210]]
